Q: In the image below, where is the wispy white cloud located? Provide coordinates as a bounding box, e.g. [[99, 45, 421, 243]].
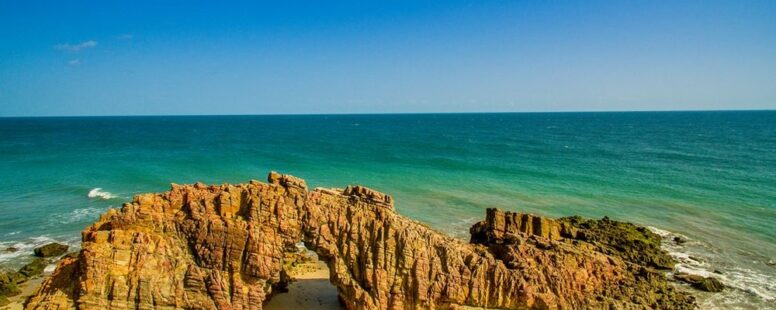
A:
[[54, 40, 98, 52], [68, 59, 80, 66], [117, 34, 133, 40]]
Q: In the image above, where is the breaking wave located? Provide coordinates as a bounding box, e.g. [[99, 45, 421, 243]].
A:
[[648, 226, 776, 308], [87, 188, 116, 200]]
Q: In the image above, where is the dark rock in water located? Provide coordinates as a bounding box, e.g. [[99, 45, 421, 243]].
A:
[[673, 236, 688, 244], [767, 259, 776, 266], [19, 258, 48, 278], [558, 215, 676, 269], [34, 243, 68, 257], [675, 273, 704, 283], [4, 247, 18, 253], [696, 277, 725, 292], [675, 272, 725, 292]]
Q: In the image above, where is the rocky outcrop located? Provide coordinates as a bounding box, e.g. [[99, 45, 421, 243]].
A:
[[467, 209, 692, 308], [1, 270, 24, 305], [33, 243, 69, 258], [26, 173, 308, 309], [1, 257, 53, 307], [674, 273, 724, 292], [25, 172, 695, 309], [556, 216, 675, 270]]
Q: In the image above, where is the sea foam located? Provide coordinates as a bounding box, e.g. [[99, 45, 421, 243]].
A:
[[87, 188, 116, 200], [0, 236, 78, 269], [648, 226, 776, 306], [50, 207, 105, 225]]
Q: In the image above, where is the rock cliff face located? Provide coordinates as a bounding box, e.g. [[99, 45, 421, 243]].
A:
[[25, 172, 695, 309]]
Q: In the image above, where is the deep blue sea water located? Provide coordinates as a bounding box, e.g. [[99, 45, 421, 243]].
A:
[[1, 111, 774, 308]]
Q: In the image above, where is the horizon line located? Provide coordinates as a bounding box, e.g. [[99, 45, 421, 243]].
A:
[[1, 108, 774, 118]]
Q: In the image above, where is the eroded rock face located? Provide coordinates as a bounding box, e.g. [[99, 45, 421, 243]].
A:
[[556, 216, 676, 270], [25, 172, 695, 309], [26, 173, 308, 310]]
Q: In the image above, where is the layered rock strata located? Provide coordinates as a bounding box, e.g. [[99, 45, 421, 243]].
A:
[[25, 172, 695, 309]]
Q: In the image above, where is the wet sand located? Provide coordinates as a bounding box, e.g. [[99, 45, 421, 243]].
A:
[[265, 260, 342, 310]]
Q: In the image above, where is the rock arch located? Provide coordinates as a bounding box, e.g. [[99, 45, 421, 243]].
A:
[[25, 172, 694, 309]]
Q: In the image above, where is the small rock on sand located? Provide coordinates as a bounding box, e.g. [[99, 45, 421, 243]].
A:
[[265, 260, 342, 310]]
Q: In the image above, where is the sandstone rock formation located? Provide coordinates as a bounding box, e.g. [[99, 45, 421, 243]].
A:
[[25, 172, 695, 309]]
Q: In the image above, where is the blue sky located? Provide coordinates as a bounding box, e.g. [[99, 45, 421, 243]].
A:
[[1, 1, 774, 116]]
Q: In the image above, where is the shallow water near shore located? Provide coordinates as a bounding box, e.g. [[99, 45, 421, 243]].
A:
[[1, 111, 774, 308]]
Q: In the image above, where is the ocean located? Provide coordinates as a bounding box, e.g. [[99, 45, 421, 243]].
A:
[[0, 111, 774, 308]]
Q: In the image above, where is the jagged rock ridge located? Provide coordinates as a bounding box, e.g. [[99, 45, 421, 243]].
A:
[[25, 172, 695, 309]]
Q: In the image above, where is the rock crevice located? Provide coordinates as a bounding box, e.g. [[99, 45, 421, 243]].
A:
[[25, 172, 695, 309]]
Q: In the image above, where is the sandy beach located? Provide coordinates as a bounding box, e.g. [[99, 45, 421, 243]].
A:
[[265, 260, 341, 310]]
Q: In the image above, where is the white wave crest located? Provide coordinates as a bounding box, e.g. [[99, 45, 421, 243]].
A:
[[647, 226, 673, 238], [88, 188, 116, 200]]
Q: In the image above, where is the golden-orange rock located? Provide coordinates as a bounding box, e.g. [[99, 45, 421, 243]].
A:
[[25, 172, 694, 309]]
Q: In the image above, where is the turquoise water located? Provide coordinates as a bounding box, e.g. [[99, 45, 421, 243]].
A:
[[1, 112, 774, 308]]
